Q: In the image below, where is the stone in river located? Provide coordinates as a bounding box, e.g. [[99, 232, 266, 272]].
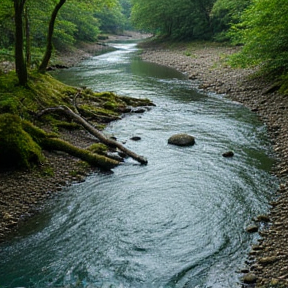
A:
[[130, 136, 141, 141], [222, 151, 234, 157], [168, 134, 195, 146], [246, 225, 259, 233]]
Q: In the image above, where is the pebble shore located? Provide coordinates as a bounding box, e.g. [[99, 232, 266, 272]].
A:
[[140, 41, 288, 287]]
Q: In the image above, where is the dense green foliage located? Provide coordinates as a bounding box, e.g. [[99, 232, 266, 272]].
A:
[[0, 0, 130, 64], [229, 0, 288, 74], [131, 0, 288, 86], [130, 0, 254, 41], [0, 113, 44, 169], [131, 0, 215, 40], [211, 0, 251, 41]]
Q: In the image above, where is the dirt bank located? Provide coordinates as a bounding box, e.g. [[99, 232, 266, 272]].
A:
[[140, 41, 288, 287]]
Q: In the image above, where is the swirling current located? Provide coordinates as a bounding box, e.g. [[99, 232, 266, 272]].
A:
[[0, 42, 278, 288]]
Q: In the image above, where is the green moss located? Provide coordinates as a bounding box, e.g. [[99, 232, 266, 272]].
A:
[[0, 71, 77, 118], [279, 73, 288, 95], [41, 166, 55, 177], [87, 143, 109, 155], [0, 114, 44, 169], [22, 120, 49, 143], [0, 71, 153, 170], [103, 101, 117, 110], [79, 103, 118, 116], [42, 137, 119, 170], [118, 95, 154, 107]]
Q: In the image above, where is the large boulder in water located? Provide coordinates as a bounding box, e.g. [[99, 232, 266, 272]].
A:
[[168, 133, 195, 146]]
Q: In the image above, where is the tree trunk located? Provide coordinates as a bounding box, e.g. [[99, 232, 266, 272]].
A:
[[37, 106, 148, 165], [24, 4, 31, 68], [14, 0, 28, 86], [38, 0, 66, 73]]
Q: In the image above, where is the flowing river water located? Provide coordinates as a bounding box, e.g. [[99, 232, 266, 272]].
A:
[[0, 42, 278, 288]]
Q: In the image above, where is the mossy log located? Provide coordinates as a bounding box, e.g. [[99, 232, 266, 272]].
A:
[[22, 121, 119, 170], [37, 106, 148, 165], [42, 138, 119, 170]]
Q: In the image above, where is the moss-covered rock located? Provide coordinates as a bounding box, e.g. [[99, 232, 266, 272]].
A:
[[0, 114, 44, 169], [87, 143, 109, 155]]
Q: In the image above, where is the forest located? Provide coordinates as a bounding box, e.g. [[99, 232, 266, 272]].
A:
[[0, 0, 287, 169], [1, 0, 287, 84]]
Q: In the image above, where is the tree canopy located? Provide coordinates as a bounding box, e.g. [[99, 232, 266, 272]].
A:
[[229, 0, 288, 74], [131, 0, 215, 40], [0, 0, 130, 84], [1, 0, 288, 85]]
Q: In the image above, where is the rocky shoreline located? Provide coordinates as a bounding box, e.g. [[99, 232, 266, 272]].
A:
[[140, 41, 288, 287]]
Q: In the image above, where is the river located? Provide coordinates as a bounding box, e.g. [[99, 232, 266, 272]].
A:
[[0, 42, 278, 288]]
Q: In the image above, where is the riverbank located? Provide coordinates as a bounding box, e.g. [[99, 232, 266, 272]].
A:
[[140, 40, 288, 287], [0, 32, 152, 243]]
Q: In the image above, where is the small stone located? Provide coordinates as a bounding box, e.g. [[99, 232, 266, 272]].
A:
[[270, 278, 280, 285], [246, 225, 258, 233], [242, 273, 257, 284], [258, 256, 277, 265], [130, 136, 141, 141], [239, 268, 249, 274], [222, 151, 234, 157], [133, 108, 146, 113], [256, 214, 270, 222]]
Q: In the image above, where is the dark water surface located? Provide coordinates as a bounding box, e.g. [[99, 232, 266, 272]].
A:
[[0, 43, 278, 288]]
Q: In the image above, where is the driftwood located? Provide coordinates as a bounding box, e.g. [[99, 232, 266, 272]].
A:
[[37, 105, 148, 165]]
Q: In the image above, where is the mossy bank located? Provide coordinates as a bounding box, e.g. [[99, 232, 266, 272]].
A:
[[0, 70, 153, 242]]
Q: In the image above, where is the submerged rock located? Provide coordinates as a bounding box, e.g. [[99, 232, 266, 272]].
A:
[[246, 225, 259, 233], [222, 151, 234, 157], [168, 133, 195, 146], [130, 136, 141, 141]]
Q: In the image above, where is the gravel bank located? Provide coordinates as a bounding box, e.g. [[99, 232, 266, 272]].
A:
[[141, 41, 288, 287]]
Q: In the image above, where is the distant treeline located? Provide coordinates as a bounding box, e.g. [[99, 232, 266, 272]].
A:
[[0, 0, 131, 57], [131, 0, 288, 79], [1, 0, 288, 83]]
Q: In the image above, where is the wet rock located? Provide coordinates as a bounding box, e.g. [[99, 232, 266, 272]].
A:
[[130, 136, 141, 141], [242, 273, 257, 284], [222, 151, 234, 157], [168, 134, 195, 146], [258, 256, 278, 265], [133, 108, 146, 113], [246, 225, 259, 233], [256, 214, 270, 222], [106, 152, 124, 162]]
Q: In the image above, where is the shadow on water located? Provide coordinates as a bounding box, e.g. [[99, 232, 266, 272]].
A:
[[0, 42, 278, 288]]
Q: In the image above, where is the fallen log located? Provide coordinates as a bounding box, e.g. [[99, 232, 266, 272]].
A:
[[37, 106, 148, 165], [22, 120, 119, 170], [42, 137, 119, 170]]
